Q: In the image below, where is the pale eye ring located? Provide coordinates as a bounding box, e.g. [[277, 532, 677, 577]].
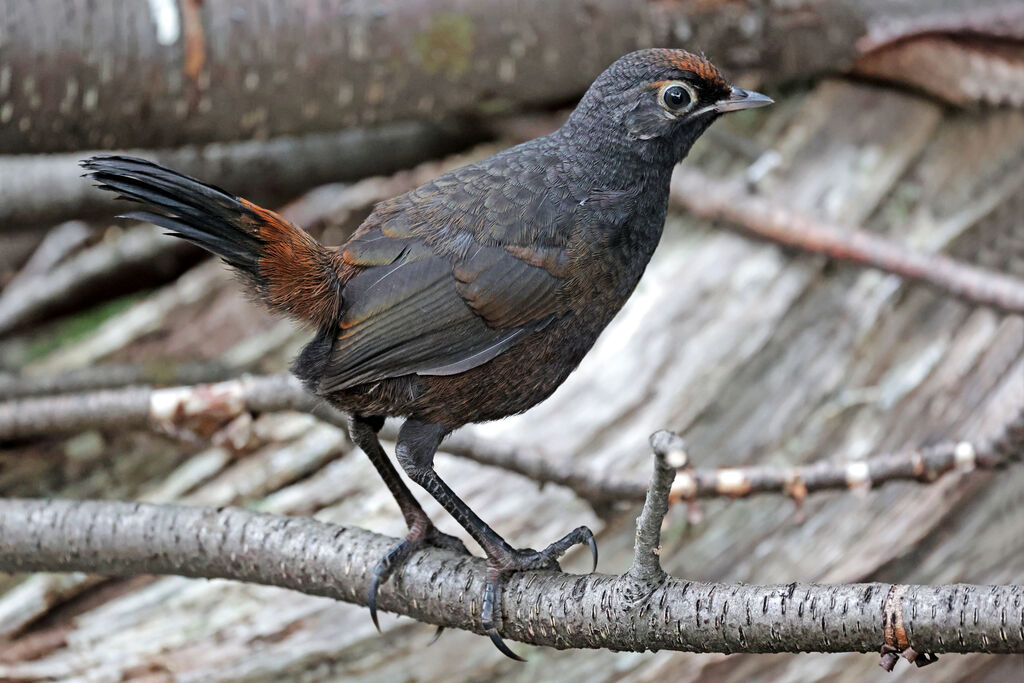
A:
[[658, 82, 697, 114]]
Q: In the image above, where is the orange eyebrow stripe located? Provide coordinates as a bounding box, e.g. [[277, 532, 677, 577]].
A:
[[668, 54, 720, 81]]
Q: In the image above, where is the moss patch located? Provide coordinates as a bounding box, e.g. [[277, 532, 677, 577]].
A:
[[415, 13, 474, 78], [24, 293, 146, 362]]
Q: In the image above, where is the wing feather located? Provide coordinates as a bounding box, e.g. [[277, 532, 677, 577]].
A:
[[317, 148, 574, 392]]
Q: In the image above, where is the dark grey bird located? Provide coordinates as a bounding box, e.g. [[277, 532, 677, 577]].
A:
[[83, 47, 772, 659]]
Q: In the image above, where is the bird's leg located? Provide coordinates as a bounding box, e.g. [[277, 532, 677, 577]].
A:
[[348, 415, 469, 631], [396, 419, 597, 660]]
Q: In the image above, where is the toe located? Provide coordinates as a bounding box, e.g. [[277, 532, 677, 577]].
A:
[[366, 537, 422, 631], [537, 525, 598, 570]]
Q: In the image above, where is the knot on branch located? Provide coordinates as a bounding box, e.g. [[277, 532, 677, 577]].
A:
[[650, 430, 688, 470], [880, 584, 939, 671]]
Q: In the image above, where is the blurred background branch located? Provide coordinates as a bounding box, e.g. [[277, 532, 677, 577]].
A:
[[3, 372, 1018, 507], [4, 0, 1023, 156], [0, 123, 479, 231]]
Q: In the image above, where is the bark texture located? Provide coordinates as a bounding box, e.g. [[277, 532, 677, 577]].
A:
[[4, 0, 1022, 154], [0, 122, 474, 231], [0, 374, 316, 440], [0, 498, 1020, 657], [0, 0, 653, 153]]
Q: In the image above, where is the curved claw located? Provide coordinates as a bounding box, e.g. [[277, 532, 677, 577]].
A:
[[481, 567, 526, 661], [487, 628, 526, 662], [367, 538, 413, 633], [428, 626, 445, 646], [367, 572, 384, 633], [587, 532, 599, 572], [365, 528, 469, 634]]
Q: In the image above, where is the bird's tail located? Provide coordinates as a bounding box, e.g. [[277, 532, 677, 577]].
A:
[[83, 155, 343, 328]]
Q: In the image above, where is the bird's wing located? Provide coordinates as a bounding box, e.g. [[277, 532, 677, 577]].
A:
[[316, 220, 569, 393]]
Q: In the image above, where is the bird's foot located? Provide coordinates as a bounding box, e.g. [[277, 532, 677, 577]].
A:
[[368, 523, 469, 631], [481, 525, 597, 661]]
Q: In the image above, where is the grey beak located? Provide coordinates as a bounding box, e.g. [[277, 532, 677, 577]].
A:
[[714, 86, 774, 113]]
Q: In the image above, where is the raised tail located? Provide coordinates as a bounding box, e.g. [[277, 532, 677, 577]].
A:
[[83, 155, 343, 327]]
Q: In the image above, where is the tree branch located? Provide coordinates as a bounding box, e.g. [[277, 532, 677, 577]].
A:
[[437, 409, 1023, 506], [670, 169, 1024, 315], [2, 374, 1019, 509], [0, 0, 860, 154], [0, 123, 475, 232], [9, 0, 1022, 155], [0, 361, 235, 400], [0, 373, 318, 441], [0, 497, 1019, 661]]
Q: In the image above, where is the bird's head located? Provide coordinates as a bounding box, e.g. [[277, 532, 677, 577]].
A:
[[565, 48, 772, 165]]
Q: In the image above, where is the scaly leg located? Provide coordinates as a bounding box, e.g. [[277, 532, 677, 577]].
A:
[[348, 415, 469, 631], [395, 419, 597, 660]]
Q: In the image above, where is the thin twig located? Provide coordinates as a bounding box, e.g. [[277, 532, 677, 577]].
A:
[[0, 362, 235, 400], [627, 431, 685, 584], [438, 413, 1022, 506], [670, 168, 1024, 315], [0, 373, 320, 440], [0, 498, 1019, 662], [2, 374, 1019, 509]]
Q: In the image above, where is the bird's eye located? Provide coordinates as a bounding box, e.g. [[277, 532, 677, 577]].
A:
[[658, 82, 696, 114]]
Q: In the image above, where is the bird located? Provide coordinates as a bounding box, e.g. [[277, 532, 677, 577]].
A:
[[83, 47, 771, 659]]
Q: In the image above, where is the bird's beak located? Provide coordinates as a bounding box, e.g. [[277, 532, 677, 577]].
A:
[[714, 86, 774, 113]]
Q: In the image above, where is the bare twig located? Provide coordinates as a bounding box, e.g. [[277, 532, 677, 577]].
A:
[[0, 497, 1019, 662], [670, 168, 1024, 315], [438, 413, 1023, 506], [0, 362, 235, 400], [2, 374, 1019, 510], [0, 373, 321, 440], [627, 431, 686, 585]]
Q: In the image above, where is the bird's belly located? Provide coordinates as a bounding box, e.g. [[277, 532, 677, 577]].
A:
[[323, 315, 606, 429], [417, 315, 606, 427]]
